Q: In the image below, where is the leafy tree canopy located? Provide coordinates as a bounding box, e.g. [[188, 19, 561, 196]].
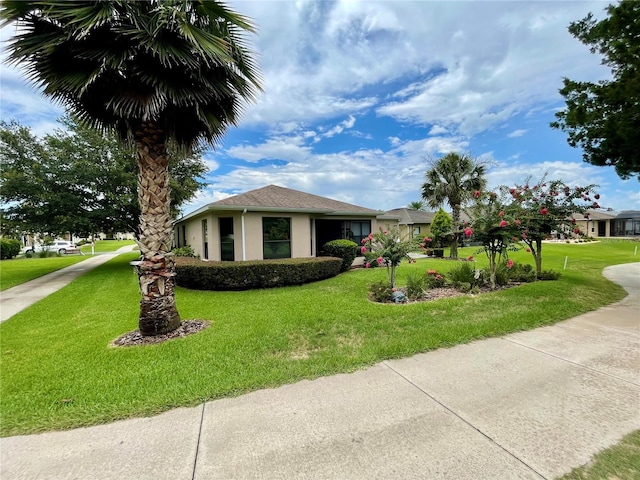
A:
[[0, 117, 208, 238], [429, 208, 452, 247], [551, 0, 640, 180]]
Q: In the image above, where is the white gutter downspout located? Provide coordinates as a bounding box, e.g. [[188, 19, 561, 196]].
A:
[[241, 208, 247, 261]]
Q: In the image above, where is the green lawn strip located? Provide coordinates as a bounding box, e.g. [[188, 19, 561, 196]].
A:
[[556, 430, 640, 480], [79, 240, 136, 253], [0, 242, 637, 436], [0, 256, 89, 291]]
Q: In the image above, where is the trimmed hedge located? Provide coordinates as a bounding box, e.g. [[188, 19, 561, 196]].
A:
[[0, 239, 21, 260], [321, 239, 358, 272], [175, 256, 343, 291]]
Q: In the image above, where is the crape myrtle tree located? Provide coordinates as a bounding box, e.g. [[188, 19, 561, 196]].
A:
[[504, 178, 599, 277], [0, 1, 261, 336], [551, 0, 640, 180], [362, 226, 418, 289], [421, 153, 487, 259], [466, 191, 521, 290]]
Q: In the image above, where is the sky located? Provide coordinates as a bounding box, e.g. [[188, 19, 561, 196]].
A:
[[1, 0, 638, 216]]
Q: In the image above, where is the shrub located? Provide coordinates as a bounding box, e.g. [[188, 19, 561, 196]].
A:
[[509, 262, 536, 283], [0, 239, 21, 260], [322, 239, 358, 272], [175, 256, 342, 290], [405, 271, 425, 300], [448, 261, 486, 292], [368, 281, 392, 302], [172, 245, 197, 258], [424, 269, 447, 289], [538, 270, 561, 281]]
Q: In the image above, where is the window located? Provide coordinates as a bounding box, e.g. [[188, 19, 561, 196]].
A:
[[220, 217, 234, 261], [344, 220, 371, 245], [413, 226, 421, 236], [263, 217, 291, 259], [201, 219, 208, 259]]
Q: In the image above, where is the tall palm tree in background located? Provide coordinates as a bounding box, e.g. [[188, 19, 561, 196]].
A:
[[421, 153, 486, 259], [1, 1, 262, 336], [407, 200, 426, 211]]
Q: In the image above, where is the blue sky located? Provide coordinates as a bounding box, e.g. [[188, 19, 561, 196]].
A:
[[1, 0, 638, 215]]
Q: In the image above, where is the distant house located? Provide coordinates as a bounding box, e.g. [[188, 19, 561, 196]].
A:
[[173, 185, 395, 261], [383, 208, 436, 239], [572, 209, 640, 238]]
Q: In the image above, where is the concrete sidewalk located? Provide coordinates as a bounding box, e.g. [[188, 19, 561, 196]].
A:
[[1, 262, 638, 480], [0, 244, 137, 323]]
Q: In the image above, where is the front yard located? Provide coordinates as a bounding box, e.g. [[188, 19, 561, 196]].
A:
[[0, 240, 637, 436]]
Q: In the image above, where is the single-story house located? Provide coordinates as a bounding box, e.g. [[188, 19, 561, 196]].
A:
[[572, 209, 640, 238], [383, 208, 435, 239], [173, 185, 398, 261]]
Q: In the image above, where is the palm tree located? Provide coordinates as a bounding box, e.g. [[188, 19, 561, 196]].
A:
[[1, 1, 261, 336], [407, 200, 426, 211], [421, 153, 486, 259]]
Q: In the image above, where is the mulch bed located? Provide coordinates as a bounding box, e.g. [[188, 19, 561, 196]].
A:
[[111, 319, 210, 347]]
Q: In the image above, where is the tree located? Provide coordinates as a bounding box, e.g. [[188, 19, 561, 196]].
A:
[[362, 227, 417, 288], [407, 200, 426, 211], [421, 153, 486, 259], [467, 191, 521, 289], [1, 117, 208, 239], [505, 178, 598, 277], [1, 1, 261, 336], [429, 208, 452, 248], [551, 0, 640, 181]]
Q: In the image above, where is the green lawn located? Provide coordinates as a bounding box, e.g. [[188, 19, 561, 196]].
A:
[[0, 240, 637, 436], [0, 256, 89, 291], [79, 239, 136, 253], [556, 429, 640, 480]]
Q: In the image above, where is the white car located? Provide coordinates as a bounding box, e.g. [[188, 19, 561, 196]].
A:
[[22, 240, 79, 255]]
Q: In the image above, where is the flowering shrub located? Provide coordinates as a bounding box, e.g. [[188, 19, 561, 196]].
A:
[[424, 269, 447, 288]]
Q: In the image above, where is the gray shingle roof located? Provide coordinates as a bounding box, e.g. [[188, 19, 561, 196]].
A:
[[384, 208, 436, 224], [191, 185, 382, 216]]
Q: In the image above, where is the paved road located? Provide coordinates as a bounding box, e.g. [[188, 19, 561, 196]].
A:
[[1, 262, 638, 480], [0, 245, 137, 323]]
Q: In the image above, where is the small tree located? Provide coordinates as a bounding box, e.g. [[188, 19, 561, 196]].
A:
[[506, 178, 598, 277], [468, 192, 521, 289], [362, 227, 418, 288], [430, 208, 452, 248]]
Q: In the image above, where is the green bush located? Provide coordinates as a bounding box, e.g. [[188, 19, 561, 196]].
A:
[[509, 262, 536, 283], [494, 262, 511, 286], [175, 257, 343, 290], [538, 270, 561, 281], [321, 239, 358, 272], [0, 239, 21, 260], [172, 245, 197, 258], [405, 271, 425, 300], [368, 281, 392, 302], [448, 261, 487, 292]]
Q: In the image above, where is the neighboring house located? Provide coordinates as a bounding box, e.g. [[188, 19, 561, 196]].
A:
[[173, 185, 393, 261], [572, 209, 640, 238], [383, 208, 435, 239]]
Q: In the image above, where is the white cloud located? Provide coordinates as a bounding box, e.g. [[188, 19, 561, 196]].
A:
[[507, 129, 528, 138]]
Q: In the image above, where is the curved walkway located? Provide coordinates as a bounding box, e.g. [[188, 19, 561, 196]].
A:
[[1, 262, 639, 480], [0, 244, 137, 323]]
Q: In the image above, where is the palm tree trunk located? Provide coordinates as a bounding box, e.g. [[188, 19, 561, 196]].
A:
[[450, 206, 460, 259], [133, 122, 181, 336]]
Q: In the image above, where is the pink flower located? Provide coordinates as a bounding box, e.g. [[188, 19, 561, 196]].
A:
[[574, 228, 581, 234], [526, 248, 531, 253], [499, 220, 508, 228], [424, 237, 431, 243], [427, 269, 437, 275], [506, 259, 514, 269], [377, 256, 384, 264], [435, 274, 443, 280], [383, 230, 388, 235], [361, 238, 367, 244], [593, 202, 600, 209], [464, 228, 473, 237], [571, 218, 576, 224], [365, 262, 371, 268], [521, 232, 527, 239], [468, 255, 474, 261], [473, 190, 481, 198], [361, 246, 367, 254], [540, 208, 548, 215], [499, 211, 505, 217], [514, 219, 521, 226], [509, 188, 516, 195], [594, 194, 600, 200]]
